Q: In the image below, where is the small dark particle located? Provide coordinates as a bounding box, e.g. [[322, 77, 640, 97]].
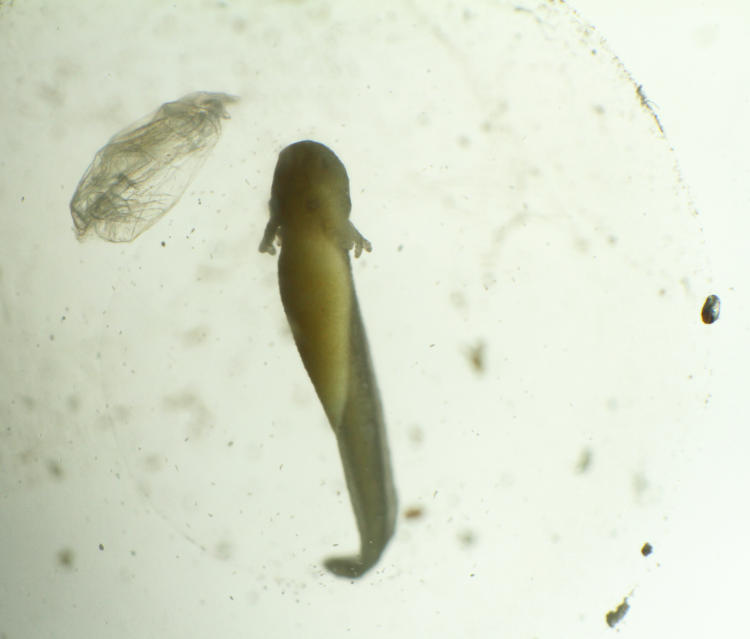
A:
[[466, 341, 486, 373], [214, 540, 233, 560], [57, 548, 74, 568], [47, 459, 64, 479], [701, 294, 720, 324], [404, 506, 424, 520], [606, 598, 630, 628], [458, 530, 476, 547], [641, 542, 653, 557], [575, 448, 592, 473], [636, 84, 650, 108], [632, 471, 648, 496], [636, 84, 664, 133], [66, 395, 80, 412], [161, 241, 166, 247], [408, 425, 424, 445], [98, 543, 104, 551]]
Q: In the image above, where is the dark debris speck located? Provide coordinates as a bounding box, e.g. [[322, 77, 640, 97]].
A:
[[57, 548, 74, 568], [606, 598, 630, 628], [701, 294, 720, 324]]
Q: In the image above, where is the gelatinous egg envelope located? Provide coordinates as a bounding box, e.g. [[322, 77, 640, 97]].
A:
[[69, 91, 237, 242]]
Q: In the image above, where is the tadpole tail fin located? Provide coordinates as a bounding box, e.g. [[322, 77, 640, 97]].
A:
[[323, 295, 397, 578]]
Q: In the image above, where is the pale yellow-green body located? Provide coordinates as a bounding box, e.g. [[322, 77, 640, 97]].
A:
[[260, 141, 397, 577]]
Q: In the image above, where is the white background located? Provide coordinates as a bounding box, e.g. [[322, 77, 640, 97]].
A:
[[1, 1, 748, 637]]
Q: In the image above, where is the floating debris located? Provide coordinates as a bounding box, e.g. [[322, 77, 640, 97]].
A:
[[57, 548, 74, 568], [575, 447, 592, 473], [701, 294, 720, 324], [404, 506, 424, 520], [465, 340, 486, 373], [606, 597, 630, 628]]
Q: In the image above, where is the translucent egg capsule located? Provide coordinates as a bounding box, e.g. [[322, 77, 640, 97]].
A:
[[70, 92, 237, 242]]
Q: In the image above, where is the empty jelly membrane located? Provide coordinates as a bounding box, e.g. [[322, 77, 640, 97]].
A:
[[70, 92, 237, 242]]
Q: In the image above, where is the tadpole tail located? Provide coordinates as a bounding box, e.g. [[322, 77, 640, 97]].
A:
[[323, 295, 397, 578]]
